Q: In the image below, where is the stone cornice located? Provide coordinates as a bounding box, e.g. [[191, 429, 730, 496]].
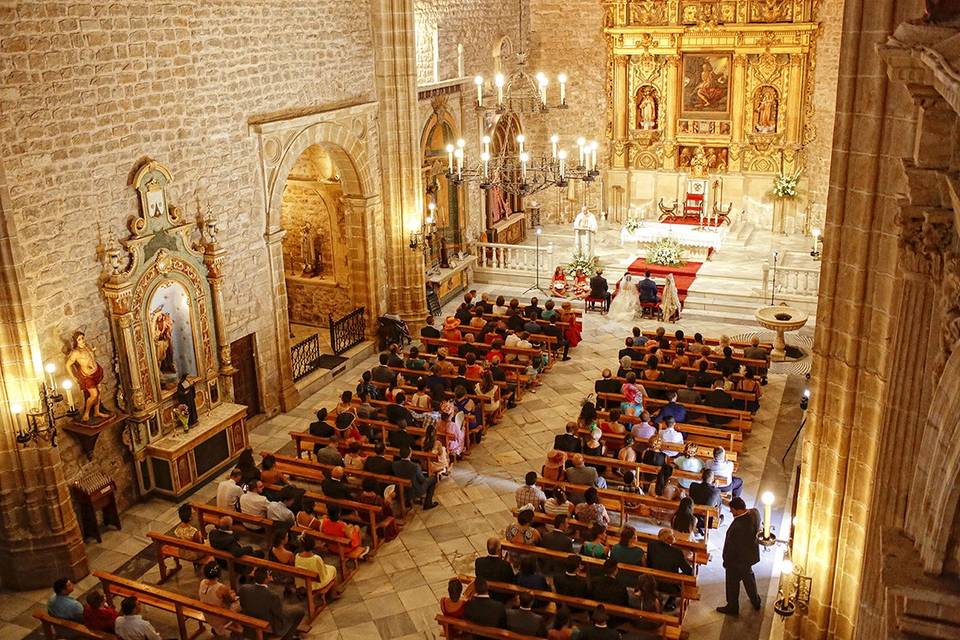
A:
[[879, 23, 960, 115]]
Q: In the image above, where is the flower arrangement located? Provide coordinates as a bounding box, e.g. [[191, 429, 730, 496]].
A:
[[565, 252, 599, 276], [647, 237, 685, 266], [773, 170, 801, 199], [174, 403, 190, 433], [624, 218, 643, 233]]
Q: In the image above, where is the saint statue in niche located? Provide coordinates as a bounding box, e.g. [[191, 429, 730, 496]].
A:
[[635, 86, 658, 130], [65, 331, 111, 423], [301, 223, 322, 277], [754, 86, 779, 134], [152, 306, 176, 377]]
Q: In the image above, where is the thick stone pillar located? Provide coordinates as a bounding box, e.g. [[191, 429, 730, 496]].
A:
[[264, 228, 300, 411], [369, 0, 428, 325], [0, 161, 87, 589], [786, 0, 921, 638]]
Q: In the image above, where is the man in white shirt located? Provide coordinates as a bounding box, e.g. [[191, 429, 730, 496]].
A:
[[114, 596, 161, 640], [707, 447, 743, 497], [216, 467, 243, 510], [239, 480, 269, 519], [631, 411, 657, 441], [659, 416, 685, 457]]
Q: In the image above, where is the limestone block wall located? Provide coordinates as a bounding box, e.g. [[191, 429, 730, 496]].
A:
[[285, 278, 355, 327], [0, 0, 377, 506]]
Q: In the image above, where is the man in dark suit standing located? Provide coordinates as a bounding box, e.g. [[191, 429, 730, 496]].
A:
[[239, 567, 304, 639], [475, 539, 515, 602], [420, 315, 441, 353], [464, 578, 507, 628], [589, 269, 611, 312], [716, 497, 762, 615], [391, 447, 438, 509]]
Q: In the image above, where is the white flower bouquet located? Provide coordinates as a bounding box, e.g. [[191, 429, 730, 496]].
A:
[[565, 252, 598, 276], [773, 170, 801, 199], [647, 237, 685, 266]]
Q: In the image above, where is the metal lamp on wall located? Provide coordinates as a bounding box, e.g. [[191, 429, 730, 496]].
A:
[[10, 361, 78, 447]]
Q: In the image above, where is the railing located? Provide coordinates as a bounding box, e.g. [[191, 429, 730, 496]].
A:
[[474, 241, 554, 275], [329, 307, 366, 355], [291, 333, 322, 382], [761, 261, 821, 300]]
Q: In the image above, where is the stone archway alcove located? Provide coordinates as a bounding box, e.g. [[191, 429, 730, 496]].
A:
[[251, 104, 386, 410]]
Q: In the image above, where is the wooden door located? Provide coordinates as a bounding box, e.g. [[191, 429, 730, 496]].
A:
[[230, 334, 261, 418]]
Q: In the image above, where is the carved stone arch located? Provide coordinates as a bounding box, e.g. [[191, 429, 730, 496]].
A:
[[909, 345, 960, 574], [492, 36, 514, 75]]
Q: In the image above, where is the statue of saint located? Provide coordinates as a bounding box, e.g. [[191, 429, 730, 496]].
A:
[[636, 87, 658, 130], [151, 307, 176, 375], [65, 331, 110, 423], [690, 146, 709, 178], [754, 86, 778, 134]]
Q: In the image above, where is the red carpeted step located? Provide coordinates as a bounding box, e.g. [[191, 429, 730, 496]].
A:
[[624, 258, 704, 305]]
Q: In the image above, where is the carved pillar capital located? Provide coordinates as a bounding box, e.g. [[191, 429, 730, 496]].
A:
[[896, 207, 954, 277]]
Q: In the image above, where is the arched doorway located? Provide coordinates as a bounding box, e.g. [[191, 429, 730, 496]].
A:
[[421, 108, 464, 269], [485, 112, 525, 242], [252, 109, 385, 411]]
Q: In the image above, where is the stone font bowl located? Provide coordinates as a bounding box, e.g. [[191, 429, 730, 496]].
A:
[[755, 305, 809, 332]]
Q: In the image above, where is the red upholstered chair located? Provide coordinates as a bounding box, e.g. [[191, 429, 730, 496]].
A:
[[640, 301, 662, 320], [584, 296, 606, 314]]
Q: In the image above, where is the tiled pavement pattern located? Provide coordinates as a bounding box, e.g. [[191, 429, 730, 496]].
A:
[[0, 313, 809, 640]]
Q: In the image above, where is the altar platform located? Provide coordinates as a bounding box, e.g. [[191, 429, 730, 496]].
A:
[[619, 221, 727, 261]]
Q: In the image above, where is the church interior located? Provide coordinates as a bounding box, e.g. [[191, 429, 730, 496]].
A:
[[0, 1, 958, 639]]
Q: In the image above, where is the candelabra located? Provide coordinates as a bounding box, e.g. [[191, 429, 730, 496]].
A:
[[10, 362, 78, 447], [774, 553, 812, 618]]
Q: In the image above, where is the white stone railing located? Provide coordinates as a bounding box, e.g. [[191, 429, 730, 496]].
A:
[[474, 241, 554, 275], [761, 261, 821, 299]]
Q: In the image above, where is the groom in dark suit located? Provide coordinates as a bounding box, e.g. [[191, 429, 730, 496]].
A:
[[716, 497, 762, 615], [589, 269, 611, 311]]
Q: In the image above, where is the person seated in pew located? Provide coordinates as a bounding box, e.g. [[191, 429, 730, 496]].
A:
[[742, 335, 768, 371], [420, 315, 441, 350], [642, 356, 662, 386], [358, 478, 399, 541], [655, 390, 688, 426], [708, 447, 744, 498], [356, 370, 379, 401], [544, 488, 575, 519], [505, 505, 542, 545], [704, 378, 735, 425], [659, 358, 686, 385], [361, 441, 393, 478], [522, 312, 543, 335], [617, 337, 641, 362], [543, 315, 571, 361], [82, 591, 118, 634], [320, 466, 356, 501], [385, 419, 416, 452], [474, 539, 515, 601], [216, 466, 244, 511], [516, 470, 548, 510], [332, 413, 363, 455], [659, 417, 685, 457], [640, 435, 667, 472], [673, 443, 704, 490], [239, 480, 271, 524], [386, 343, 405, 368], [465, 577, 507, 628], [580, 523, 610, 559], [439, 403, 466, 461], [690, 332, 709, 354], [422, 364, 449, 397], [314, 439, 345, 467], [581, 429, 606, 476], [690, 468, 723, 534], [171, 503, 208, 570], [575, 488, 611, 528], [372, 353, 397, 385], [447, 366, 474, 396], [208, 516, 263, 561], [421, 425, 450, 477], [670, 497, 699, 542], [609, 526, 645, 569], [484, 338, 505, 364], [506, 591, 548, 636], [385, 392, 416, 426], [409, 379, 431, 411], [592, 557, 630, 610], [630, 575, 664, 630], [47, 577, 84, 623], [468, 305, 486, 332], [646, 528, 694, 611], [241, 568, 307, 640], [320, 505, 370, 559], [595, 369, 622, 410], [548, 605, 578, 640], [392, 446, 439, 510], [309, 408, 336, 449], [516, 555, 551, 606], [405, 346, 428, 372], [453, 386, 480, 443], [695, 360, 715, 389], [566, 454, 603, 495], [463, 353, 483, 380], [540, 513, 575, 554], [620, 371, 646, 418], [491, 295, 508, 316], [432, 351, 454, 377], [440, 577, 473, 622], [266, 486, 297, 526], [114, 596, 161, 640], [506, 309, 525, 333], [343, 441, 367, 484], [678, 374, 702, 406], [735, 370, 762, 413], [269, 530, 295, 566], [295, 498, 326, 530], [237, 448, 261, 487], [460, 333, 482, 359], [578, 604, 621, 640], [555, 554, 591, 598], [612, 471, 644, 506], [631, 411, 656, 442], [615, 433, 636, 463], [554, 421, 582, 454], [602, 407, 628, 435], [717, 346, 742, 378], [198, 562, 242, 638]]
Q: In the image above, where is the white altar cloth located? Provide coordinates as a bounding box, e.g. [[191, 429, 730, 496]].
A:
[[619, 222, 727, 252]]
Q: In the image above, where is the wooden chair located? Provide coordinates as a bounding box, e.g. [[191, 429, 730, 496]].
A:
[[584, 296, 606, 314]]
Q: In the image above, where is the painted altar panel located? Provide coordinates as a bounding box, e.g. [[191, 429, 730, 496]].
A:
[[681, 53, 732, 119]]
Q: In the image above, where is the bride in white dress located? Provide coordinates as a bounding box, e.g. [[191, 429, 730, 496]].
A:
[[608, 272, 641, 325]]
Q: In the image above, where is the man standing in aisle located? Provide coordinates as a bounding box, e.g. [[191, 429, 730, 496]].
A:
[[716, 497, 762, 615]]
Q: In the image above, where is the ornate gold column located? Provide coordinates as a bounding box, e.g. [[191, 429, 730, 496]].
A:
[[612, 54, 629, 170], [662, 54, 680, 171], [370, 0, 428, 325]]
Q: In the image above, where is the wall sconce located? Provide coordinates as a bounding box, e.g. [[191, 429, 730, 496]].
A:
[[774, 553, 812, 617], [408, 223, 422, 250], [13, 361, 78, 447]]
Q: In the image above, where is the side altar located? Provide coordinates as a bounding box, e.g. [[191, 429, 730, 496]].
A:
[[100, 160, 248, 498]]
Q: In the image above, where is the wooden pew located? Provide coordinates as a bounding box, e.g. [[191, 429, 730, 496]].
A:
[[435, 615, 538, 640], [579, 425, 741, 463], [597, 392, 753, 432], [33, 611, 115, 640], [512, 509, 709, 566], [191, 503, 358, 582], [481, 312, 572, 328], [421, 336, 556, 369], [499, 540, 699, 618], [148, 532, 334, 622], [289, 431, 438, 465], [609, 375, 758, 404], [592, 414, 744, 453], [388, 364, 518, 409], [263, 451, 409, 522], [94, 570, 273, 640], [640, 330, 772, 352], [453, 575, 682, 638], [575, 450, 730, 488]]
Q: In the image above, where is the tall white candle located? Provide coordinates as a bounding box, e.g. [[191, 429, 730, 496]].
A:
[[516, 134, 525, 156], [558, 150, 567, 179], [62, 379, 76, 411], [520, 152, 529, 181], [761, 491, 774, 538], [474, 76, 483, 106], [446, 144, 454, 173], [550, 134, 559, 159], [495, 74, 504, 105], [558, 73, 567, 106], [481, 151, 490, 180]]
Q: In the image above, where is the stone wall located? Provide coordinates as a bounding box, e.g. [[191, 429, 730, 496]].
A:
[[0, 0, 377, 504], [285, 278, 355, 326], [280, 183, 337, 279], [804, 0, 846, 228]]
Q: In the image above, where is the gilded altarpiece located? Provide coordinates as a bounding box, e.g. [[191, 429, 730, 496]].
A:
[[101, 161, 247, 498], [603, 0, 819, 228]]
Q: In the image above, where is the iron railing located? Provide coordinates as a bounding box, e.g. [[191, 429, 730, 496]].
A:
[[291, 333, 322, 382], [329, 307, 366, 355]]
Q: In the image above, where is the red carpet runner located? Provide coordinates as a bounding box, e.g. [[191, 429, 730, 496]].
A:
[[624, 257, 704, 305]]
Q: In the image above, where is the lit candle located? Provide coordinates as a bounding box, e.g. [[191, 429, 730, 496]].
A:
[[495, 73, 505, 105], [481, 151, 490, 180], [446, 144, 454, 173], [812, 227, 821, 253], [516, 134, 525, 156], [454, 148, 464, 178], [550, 134, 559, 159], [62, 379, 76, 412], [577, 137, 586, 168], [481, 135, 491, 156], [10, 403, 23, 435], [44, 362, 56, 391], [520, 151, 529, 181], [558, 149, 567, 179], [474, 75, 484, 106], [761, 491, 774, 539], [558, 73, 567, 106], [536, 72, 548, 104], [590, 141, 598, 171]]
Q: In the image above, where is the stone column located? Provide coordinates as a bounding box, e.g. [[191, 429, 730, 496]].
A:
[[264, 228, 300, 411], [785, 0, 920, 638], [342, 193, 385, 336], [369, 0, 428, 326], [203, 240, 236, 400]]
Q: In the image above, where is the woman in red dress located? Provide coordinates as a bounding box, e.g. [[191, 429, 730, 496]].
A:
[[559, 301, 582, 348]]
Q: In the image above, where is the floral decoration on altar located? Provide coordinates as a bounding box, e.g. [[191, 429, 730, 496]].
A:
[[647, 237, 686, 266], [565, 251, 600, 276], [773, 170, 801, 198], [624, 218, 643, 233]]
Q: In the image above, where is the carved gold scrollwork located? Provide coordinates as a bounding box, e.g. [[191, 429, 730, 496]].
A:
[[631, 0, 668, 25], [751, 0, 791, 23], [632, 53, 663, 84]]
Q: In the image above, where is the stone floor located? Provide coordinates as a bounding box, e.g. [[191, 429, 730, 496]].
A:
[[0, 311, 809, 640]]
